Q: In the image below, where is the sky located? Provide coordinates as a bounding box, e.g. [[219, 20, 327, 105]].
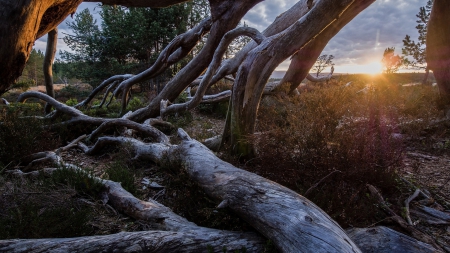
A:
[[34, 0, 428, 74]]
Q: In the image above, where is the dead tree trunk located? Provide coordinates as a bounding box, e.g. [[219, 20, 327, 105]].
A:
[[0, 230, 263, 253], [0, 0, 196, 95], [44, 28, 58, 114], [82, 130, 362, 253], [427, 0, 450, 113], [0, 0, 82, 95], [229, 0, 361, 157], [278, 0, 375, 95], [127, 0, 263, 122]]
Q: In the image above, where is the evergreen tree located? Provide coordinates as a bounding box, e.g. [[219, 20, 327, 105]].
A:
[[59, 1, 208, 87], [382, 47, 402, 74], [20, 49, 45, 86], [402, 0, 432, 82]]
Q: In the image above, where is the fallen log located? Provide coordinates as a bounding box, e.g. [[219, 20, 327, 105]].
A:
[[84, 129, 362, 252], [0, 230, 263, 253], [347, 226, 438, 253]]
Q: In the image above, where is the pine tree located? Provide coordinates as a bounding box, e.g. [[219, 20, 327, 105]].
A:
[[20, 49, 45, 86], [402, 0, 432, 83], [59, 1, 208, 86], [382, 47, 402, 74]]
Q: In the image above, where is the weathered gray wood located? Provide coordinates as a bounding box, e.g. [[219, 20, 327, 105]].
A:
[[161, 27, 264, 118], [75, 74, 133, 108], [0, 230, 263, 253], [113, 17, 212, 114], [127, 0, 263, 122], [419, 206, 450, 221], [172, 133, 361, 253], [43, 28, 58, 114], [230, 0, 357, 156], [347, 226, 438, 253], [88, 130, 361, 253]]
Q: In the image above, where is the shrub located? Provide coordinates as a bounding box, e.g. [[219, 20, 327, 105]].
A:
[[249, 81, 404, 227], [0, 106, 60, 167], [126, 96, 145, 112], [105, 161, 137, 195], [65, 98, 78, 106], [0, 167, 105, 239]]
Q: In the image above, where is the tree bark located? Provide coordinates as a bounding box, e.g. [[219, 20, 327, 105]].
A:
[[427, 0, 450, 109], [229, 0, 358, 157], [0, 0, 82, 95], [84, 130, 362, 253], [0, 230, 263, 253], [44, 28, 58, 113], [347, 226, 438, 253], [127, 0, 263, 123], [280, 0, 375, 95]]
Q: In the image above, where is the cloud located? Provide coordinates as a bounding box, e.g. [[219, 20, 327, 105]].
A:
[[33, 0, 427, 73]]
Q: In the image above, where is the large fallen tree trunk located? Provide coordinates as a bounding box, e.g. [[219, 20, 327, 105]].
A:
[[0, 230, 263, 253], [1, 166, 265, 252], [82, 130, 362, 253]]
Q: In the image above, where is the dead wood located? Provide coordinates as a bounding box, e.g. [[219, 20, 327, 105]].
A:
[[0, 230, 264, 253], [2, 165, 264, 253], [75, 74, 133, 108], [83, 129, 362, 252], [127, 0, 263, 123], [43, 28, 58, 114], [161, 26, 265, 118], [112, 17, 212, 114], [405, 189, 421, 225], [367, 184, 444, 251], [87, 118, 169, 144], [347, 226, 438, 253]]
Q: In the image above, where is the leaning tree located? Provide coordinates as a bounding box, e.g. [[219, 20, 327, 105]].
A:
[[0, 0, 447, 252], [427, 0, 450, 114]]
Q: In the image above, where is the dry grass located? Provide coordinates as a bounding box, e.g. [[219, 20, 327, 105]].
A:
[[240, 74, 442, 227]]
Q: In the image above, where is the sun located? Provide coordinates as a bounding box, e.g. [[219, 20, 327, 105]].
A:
[[337, 61, 383, 75], [362, 61, 383, 75]]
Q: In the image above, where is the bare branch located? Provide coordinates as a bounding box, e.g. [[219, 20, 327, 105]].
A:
[[18, 91, 83, 117], [88, 118, 169, 144], [76, 74, 133, 108], [161, 27, 265, 118], [113, 17, 212, 114]]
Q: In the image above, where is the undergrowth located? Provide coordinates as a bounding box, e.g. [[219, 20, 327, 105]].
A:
[[0, 167, 104, 239], [0, 105, 61, 168], [244, 76, 440, 227]]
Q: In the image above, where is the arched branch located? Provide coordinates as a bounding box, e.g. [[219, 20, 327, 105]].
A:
[[161, 27, 265, 118], [88, 118, 169, 144], [75, 74, 133, 108], [112, 17, 212, 114], [18, 91, 84, 118]]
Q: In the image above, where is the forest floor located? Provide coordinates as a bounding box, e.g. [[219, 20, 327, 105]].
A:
[[1, 73, 449, 249]]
